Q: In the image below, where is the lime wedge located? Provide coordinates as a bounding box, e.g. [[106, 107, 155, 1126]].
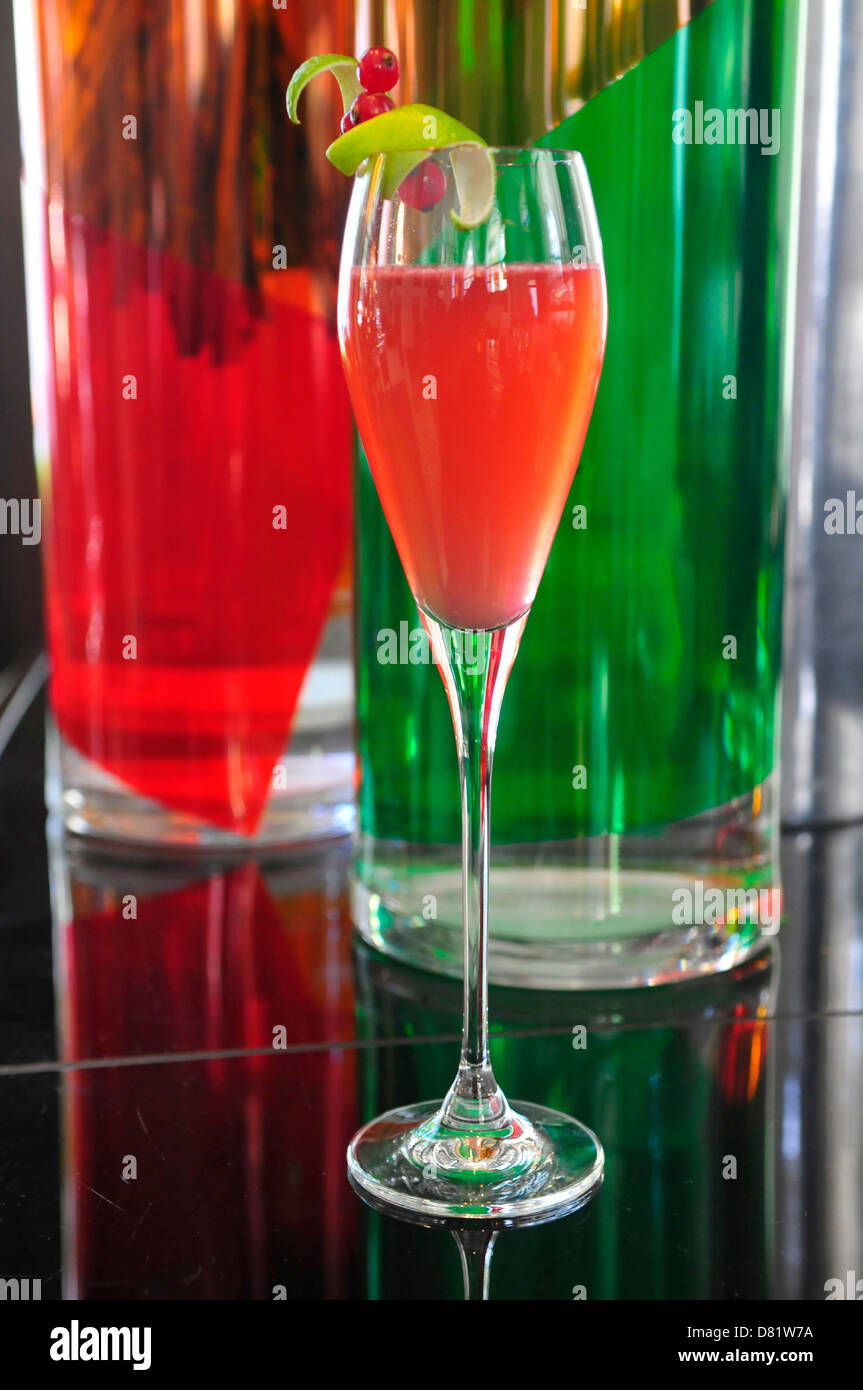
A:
[[326, 102, 489, 206], [286, 54, 362, 124], [449, 144, 497, 230]]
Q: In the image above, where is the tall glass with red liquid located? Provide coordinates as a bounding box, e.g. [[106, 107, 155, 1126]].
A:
[[13, 0, 355, 847], [340, 148, 608, 1223]]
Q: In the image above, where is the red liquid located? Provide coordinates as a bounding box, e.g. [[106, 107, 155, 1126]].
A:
[[44, 217, 352, 832], [341, 263, 606, 630]]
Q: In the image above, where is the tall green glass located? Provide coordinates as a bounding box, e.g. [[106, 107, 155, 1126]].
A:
[[353, 0, 804, 985]]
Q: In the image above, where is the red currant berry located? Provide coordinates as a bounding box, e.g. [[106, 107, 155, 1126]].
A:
[[340, 108, 356, 135], [357, 47, 399, 94], [398, 158, 447, 211], [349, 91, 395, 124]]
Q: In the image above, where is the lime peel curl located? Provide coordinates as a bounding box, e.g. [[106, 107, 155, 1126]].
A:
[[286, 54, 363, 124]]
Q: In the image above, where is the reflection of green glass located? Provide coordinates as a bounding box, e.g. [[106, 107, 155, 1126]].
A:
[[353, 944, 772, 1300], [355, 0, 799, 848]]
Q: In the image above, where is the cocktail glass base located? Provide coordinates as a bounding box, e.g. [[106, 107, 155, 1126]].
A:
[[347, 1099, 603, 1224]]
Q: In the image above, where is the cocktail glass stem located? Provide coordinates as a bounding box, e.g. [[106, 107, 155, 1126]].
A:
[[420, 608, 528, 1132], [452, 1228, 498, 1301]]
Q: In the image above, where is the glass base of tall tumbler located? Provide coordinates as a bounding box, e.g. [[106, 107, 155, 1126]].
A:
[[348, 1099, 603, 1224], [45, 652, 355, 856], [353, 777, 779, 989]]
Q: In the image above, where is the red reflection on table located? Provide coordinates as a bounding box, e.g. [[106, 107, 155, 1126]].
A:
[[60, 859, 358, 1297]]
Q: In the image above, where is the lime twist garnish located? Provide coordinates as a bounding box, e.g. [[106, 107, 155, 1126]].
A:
[[286, 54, 365, 125], [287, 49, 495, 230]]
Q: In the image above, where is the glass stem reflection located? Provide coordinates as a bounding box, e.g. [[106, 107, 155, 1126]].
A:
[[421, 608, 528, 1131], [452, 1228, 498, 1300]]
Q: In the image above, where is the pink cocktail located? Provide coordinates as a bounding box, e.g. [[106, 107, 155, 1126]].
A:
[[343, 263, 606, 629]]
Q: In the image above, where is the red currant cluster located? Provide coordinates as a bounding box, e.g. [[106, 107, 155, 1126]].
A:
[[340, 47, 399, 133], [341, 46, 446, 212]]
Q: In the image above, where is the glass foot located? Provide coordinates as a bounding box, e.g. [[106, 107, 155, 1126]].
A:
[[347, 1099, 603, 1223]]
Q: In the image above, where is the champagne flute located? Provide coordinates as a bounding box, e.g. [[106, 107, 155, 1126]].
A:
[[339, 147, 607, 1220]]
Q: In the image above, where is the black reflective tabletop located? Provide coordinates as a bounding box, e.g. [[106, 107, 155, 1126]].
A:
[[1, 686, 862, 1302]]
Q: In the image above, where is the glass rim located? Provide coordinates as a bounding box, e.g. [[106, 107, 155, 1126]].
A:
[[367, 144, 586, 164]]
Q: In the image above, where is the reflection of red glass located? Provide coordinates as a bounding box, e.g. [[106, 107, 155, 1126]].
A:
[[64, 1049, 359, 1299], [60, 861, 358, 1297], [717, 1005, 769, 1107], [61, 863, 355, 1060], [44, 222, 351, 832]]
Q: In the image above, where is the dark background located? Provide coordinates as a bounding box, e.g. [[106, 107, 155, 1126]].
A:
[[1, 4, 43, 673]]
